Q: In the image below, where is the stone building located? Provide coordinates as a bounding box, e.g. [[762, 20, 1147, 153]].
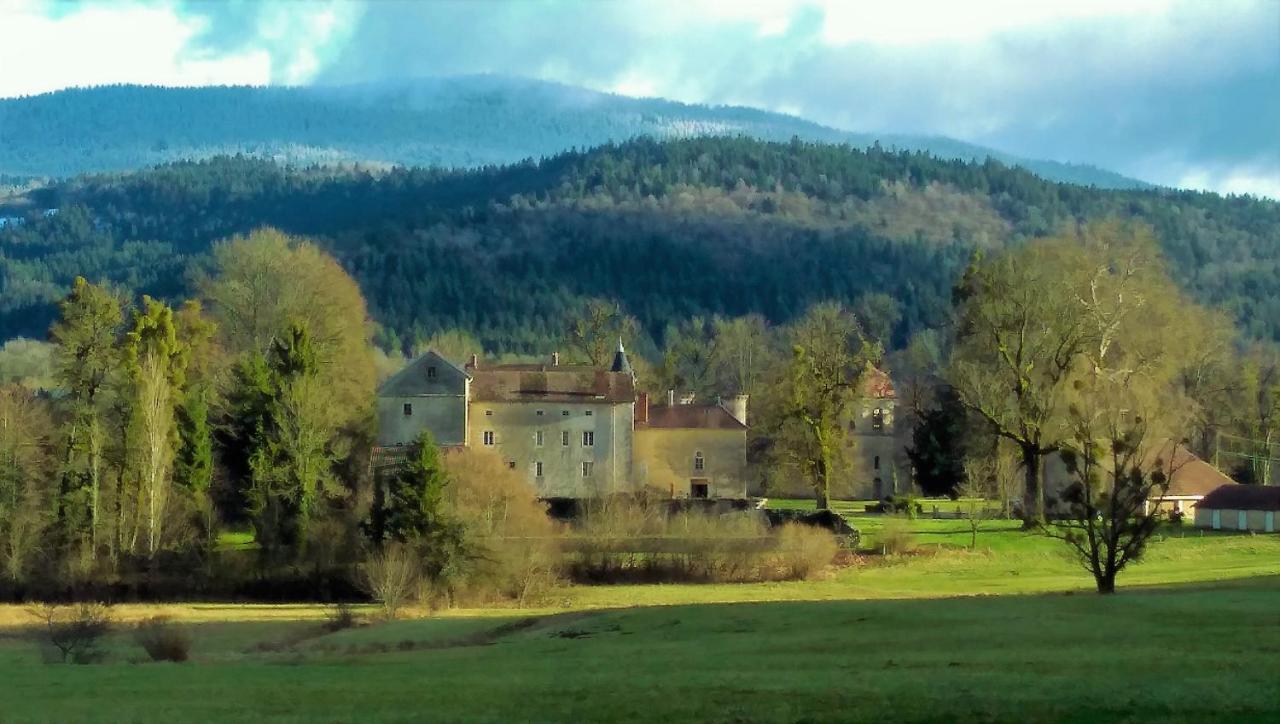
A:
[[375, 342, 750, 500], [376, 350, 471, 447], [846, 366, 910, 499], [633, 391, 749, 499]]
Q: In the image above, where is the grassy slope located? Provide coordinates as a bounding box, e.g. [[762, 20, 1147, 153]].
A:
[[2, 579, 1279, 723], [2, 523, 1279, 722]]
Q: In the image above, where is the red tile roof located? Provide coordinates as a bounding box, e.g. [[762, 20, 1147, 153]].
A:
[[469, 364, 635, 404], [861, 366, 895, 399], [638, 404, 746, 430]]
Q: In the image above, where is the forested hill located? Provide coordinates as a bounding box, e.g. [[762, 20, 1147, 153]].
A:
[[0, 77, 1146, 190], [0, 137, 1277, 352]]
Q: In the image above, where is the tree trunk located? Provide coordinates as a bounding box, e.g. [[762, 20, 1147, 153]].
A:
[[88, 418, 101, 553], [1095, 569, 1117, 594], [1020, 444, 1045, 527]]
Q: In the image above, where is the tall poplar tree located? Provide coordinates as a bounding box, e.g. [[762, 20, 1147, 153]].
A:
[[50, 277, 123, 552]]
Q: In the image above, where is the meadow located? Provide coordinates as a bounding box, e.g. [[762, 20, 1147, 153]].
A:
[[2, 510, 1279, 723]]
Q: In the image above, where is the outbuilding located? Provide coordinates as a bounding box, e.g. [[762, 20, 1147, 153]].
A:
[[1143, 441, 1238, 518], [1193, 485, 1280, 532]]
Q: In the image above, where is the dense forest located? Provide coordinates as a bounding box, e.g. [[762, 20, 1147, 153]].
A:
[[0, 78, 1145, 188], [1, 136, 1278, 354]]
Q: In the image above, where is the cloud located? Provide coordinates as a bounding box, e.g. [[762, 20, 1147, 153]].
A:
[[0, 0, 359, 97], [0, 0, 271, 96]]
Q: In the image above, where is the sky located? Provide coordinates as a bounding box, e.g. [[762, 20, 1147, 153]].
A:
[[2, 0, 1277, 197]]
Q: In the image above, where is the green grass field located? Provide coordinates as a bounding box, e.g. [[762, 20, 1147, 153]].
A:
[[3, 516, 1279, 723]]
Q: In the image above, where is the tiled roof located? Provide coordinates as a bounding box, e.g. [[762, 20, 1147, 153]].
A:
[[1196, 484, 1280, 511], [1144, 441, 1237, 497], [861, 366, 895, 399], [469, 364, 634, 404], [639, 404, 746, 430]]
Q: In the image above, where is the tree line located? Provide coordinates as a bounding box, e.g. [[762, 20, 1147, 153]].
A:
[[1, 137, 1277, 355]]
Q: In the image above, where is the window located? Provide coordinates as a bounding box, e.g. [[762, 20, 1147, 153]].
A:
[[581, 461, 594, 477], [874, 455, 880, 470], [871, 408, 884, 430], [582, 431, 595, 447], [561, 410, 570, 416], [585, 410, 593, 417], [427, 366, 437, 380], [535, 430, 544, 447], [507, 460, 516, 470], [535, 461, 543, 477], [402, 403, 413, 416], [694, 451, 704, 471], [536, 410, 544, 416], [485, 410, 493, 417], [561, 430, 570, 446], [483, 430, 495, 446]]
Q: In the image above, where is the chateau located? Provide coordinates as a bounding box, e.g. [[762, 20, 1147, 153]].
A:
[[376, 343, 750, 499]]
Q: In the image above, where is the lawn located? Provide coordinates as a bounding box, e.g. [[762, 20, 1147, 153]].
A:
[[2, 517, 1279, 723], [2, 578, 1280, 723]]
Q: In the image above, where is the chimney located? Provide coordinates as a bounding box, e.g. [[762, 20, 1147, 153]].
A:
[[635, 392, 649, 424], [551, 351, 560, 366], [667, 389, 675, 407], [466, 353, 478, 370], [721, 394, 749, 426]]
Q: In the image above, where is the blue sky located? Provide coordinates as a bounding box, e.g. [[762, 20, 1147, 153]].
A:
[[3, 0, 1277, 197]]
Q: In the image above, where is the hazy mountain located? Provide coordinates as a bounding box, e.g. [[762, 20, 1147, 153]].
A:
[[0, 76, 1149, 189]]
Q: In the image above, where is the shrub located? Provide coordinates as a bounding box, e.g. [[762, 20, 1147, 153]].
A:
[[445, 450, 563, 605], [774, 523, 838, 580], [323, 602, 360, 632], [29, 602, 112, 664], [874, 518, 917, 555], [359, 542, 421, 620], [133, 617, 192, 662], [568, 499, 779, 583]]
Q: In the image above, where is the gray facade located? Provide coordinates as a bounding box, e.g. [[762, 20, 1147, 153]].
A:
[[470, 400, 634, 497], [376, 351, 470, 447]]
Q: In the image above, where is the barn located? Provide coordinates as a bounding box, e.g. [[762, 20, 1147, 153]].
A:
[[1193, 485, 1280, 532]]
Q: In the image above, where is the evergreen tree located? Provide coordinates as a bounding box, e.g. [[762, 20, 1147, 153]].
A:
[[365, 430, 451, 546]]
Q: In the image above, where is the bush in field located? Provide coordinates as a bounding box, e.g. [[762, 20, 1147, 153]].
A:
[[445, 450, 562, 605], [323, 602, 360, 632], [874, 518, 917, 555], [569, 498, 782, 583], [774, 523, 838, 580], [29, 602, 112, 664], [133, 616, 192, 662], [359, 542, 421, 620]]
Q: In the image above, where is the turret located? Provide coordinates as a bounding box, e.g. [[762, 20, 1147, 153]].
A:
[[610, 337, 633, 377]]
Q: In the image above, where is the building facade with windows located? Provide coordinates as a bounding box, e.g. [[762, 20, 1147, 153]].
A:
[[464, 357, 636, 498], [846, 366, 909, 499], [375, 344, 749, 499], [633, 391, 749, 499], [376, 350, 470, 447]]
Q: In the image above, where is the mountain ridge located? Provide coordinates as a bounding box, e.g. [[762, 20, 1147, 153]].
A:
[[0, 75, 1150, 190]]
